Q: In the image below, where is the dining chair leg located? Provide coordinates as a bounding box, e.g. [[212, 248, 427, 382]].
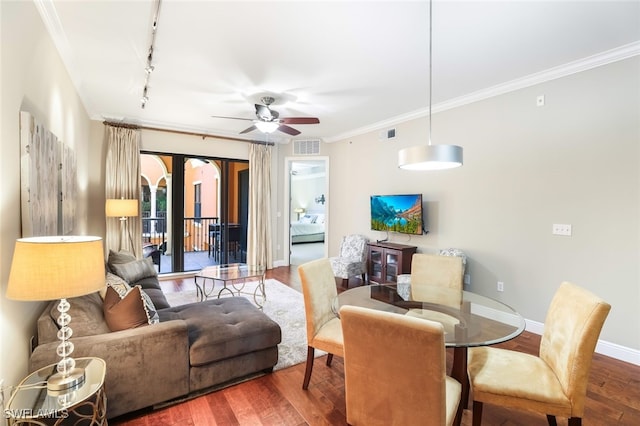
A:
[[453, 399, 463, 426], [546, 415, 558, 426], [451, 347, 470, 408], [302, 346, 315, 390], [326, 353, 334, 366], [472, 400, 483, 426]]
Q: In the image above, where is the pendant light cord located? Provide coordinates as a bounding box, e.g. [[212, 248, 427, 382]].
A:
[[428, 0, 433, 146]]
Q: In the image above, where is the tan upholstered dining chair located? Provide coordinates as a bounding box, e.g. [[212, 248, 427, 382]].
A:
[[298, 258, 344, 390], [410, 253, 464, 307], [340, 305, 462, 426], [467, 282, 611, 426]]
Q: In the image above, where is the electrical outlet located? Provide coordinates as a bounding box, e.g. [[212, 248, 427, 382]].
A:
[[464, 274, 470, 286], [497, 281, 504, 292], [552, 224, 572, 236]]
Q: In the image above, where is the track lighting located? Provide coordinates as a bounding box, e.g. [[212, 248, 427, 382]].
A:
[[141, 0, 162, 109]]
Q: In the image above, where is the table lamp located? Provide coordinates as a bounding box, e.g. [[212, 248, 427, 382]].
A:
[[294, 208, 305, 220], [105, 198, 138, 251], [7, 236, 105, 392]]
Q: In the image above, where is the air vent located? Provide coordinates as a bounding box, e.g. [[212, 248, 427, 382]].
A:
[[379, 128, 397, 140], [293, 139, 320, 155]]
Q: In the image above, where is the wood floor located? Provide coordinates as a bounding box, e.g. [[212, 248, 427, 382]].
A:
[[111, 266, 640, 426]]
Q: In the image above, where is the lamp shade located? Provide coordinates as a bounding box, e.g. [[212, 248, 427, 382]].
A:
[[105, 199, 138, 217], [7, 236, 105, 301], [398, 144, 463, 171]]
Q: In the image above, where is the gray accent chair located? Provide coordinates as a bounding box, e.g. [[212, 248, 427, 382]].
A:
[[329, 234, 369, 287]]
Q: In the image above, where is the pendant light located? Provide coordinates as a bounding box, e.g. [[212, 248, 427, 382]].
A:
[[398, 0, 463, 170]]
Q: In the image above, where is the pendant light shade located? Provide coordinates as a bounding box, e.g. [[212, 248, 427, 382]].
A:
[[398, 144, 463, 170], [398, 0, 463, 171]]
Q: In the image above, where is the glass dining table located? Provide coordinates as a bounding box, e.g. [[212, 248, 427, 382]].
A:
[[333, 284, 525, 416]]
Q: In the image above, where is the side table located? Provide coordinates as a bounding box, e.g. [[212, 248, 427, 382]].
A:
[[5, 357, 107, 426]]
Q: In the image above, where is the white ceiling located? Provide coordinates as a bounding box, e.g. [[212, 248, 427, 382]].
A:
[[37, 0, 640, 144]]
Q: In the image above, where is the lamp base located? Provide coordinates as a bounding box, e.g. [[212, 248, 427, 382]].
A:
[[47, 367, 86, 392]]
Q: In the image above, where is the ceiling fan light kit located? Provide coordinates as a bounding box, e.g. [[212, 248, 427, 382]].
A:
[[398, 0, 463, 171], [255, 121, 279, 133], [212, 95, 319, 137]]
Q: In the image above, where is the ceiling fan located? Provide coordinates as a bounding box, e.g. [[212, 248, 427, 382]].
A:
[[211, 96, 320, 136]]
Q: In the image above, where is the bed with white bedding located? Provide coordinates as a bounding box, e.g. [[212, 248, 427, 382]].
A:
[[291, 213, 325, 244]]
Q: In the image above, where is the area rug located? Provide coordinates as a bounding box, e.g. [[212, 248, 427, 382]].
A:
[[164, 278, 320, 371]]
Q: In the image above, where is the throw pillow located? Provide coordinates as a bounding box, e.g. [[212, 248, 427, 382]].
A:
[[103, 272, 159, 324], [111, 257, 158, 284], [139, 288, 160, 324], [300, 214, 317, 224], [107, 249, 137, 272], [104, 272, 131, 297], [103, 285, 150, 332]]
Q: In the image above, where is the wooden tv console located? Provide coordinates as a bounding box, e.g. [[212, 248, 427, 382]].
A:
[[367, 242, 417, 284]]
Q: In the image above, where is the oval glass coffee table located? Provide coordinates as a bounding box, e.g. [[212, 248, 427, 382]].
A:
[[334, 284, 525, 418]]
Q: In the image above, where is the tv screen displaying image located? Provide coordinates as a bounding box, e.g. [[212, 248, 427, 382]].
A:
[[370, 194, 423, 235]]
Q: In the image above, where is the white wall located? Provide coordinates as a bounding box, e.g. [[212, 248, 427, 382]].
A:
[[0, 1, 94, 390], [324, 57, 640, 354], [291, 173, 326, 215]]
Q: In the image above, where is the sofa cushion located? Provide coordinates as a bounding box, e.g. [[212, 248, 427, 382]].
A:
[[107, 249, 136, 266], [103, 285, 151, 331], [45, 292, 111, 342], [135, 275, 170, 309], [111, 257, 158, 284], [158, 297, 281, 366]]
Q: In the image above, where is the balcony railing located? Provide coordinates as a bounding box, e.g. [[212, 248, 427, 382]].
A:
[[141, 214, 219, 253]]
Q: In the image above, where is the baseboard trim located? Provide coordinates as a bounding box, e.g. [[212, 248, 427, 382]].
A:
[[525, 319, 640, 366]]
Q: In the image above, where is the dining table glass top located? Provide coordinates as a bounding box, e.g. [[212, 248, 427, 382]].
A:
[[333, 284, 525, 348]]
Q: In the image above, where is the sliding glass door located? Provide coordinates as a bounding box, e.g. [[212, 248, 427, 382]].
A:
[[140, 152, 248, 273]]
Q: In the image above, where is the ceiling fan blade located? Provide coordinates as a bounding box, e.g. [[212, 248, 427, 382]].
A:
[[211, 115, 253, 122], [277, 124, 301, 136], [280, 117, 320, 125], [239, 125, 258, 134]]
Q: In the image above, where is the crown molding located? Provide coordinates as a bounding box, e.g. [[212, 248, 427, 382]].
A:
[[325, 41, 640, 143]]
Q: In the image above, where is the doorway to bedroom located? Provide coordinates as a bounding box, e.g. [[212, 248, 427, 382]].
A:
[[287, 158, 328, 265]]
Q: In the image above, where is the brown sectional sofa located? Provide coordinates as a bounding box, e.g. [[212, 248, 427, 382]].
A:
[[29, 267, 281, 419]]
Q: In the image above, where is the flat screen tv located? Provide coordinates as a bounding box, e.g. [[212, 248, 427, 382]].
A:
[[370, 194, 423, 235]]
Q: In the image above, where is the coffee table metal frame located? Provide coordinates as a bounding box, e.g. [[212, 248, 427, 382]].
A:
[[194, 263, 266, 307]]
